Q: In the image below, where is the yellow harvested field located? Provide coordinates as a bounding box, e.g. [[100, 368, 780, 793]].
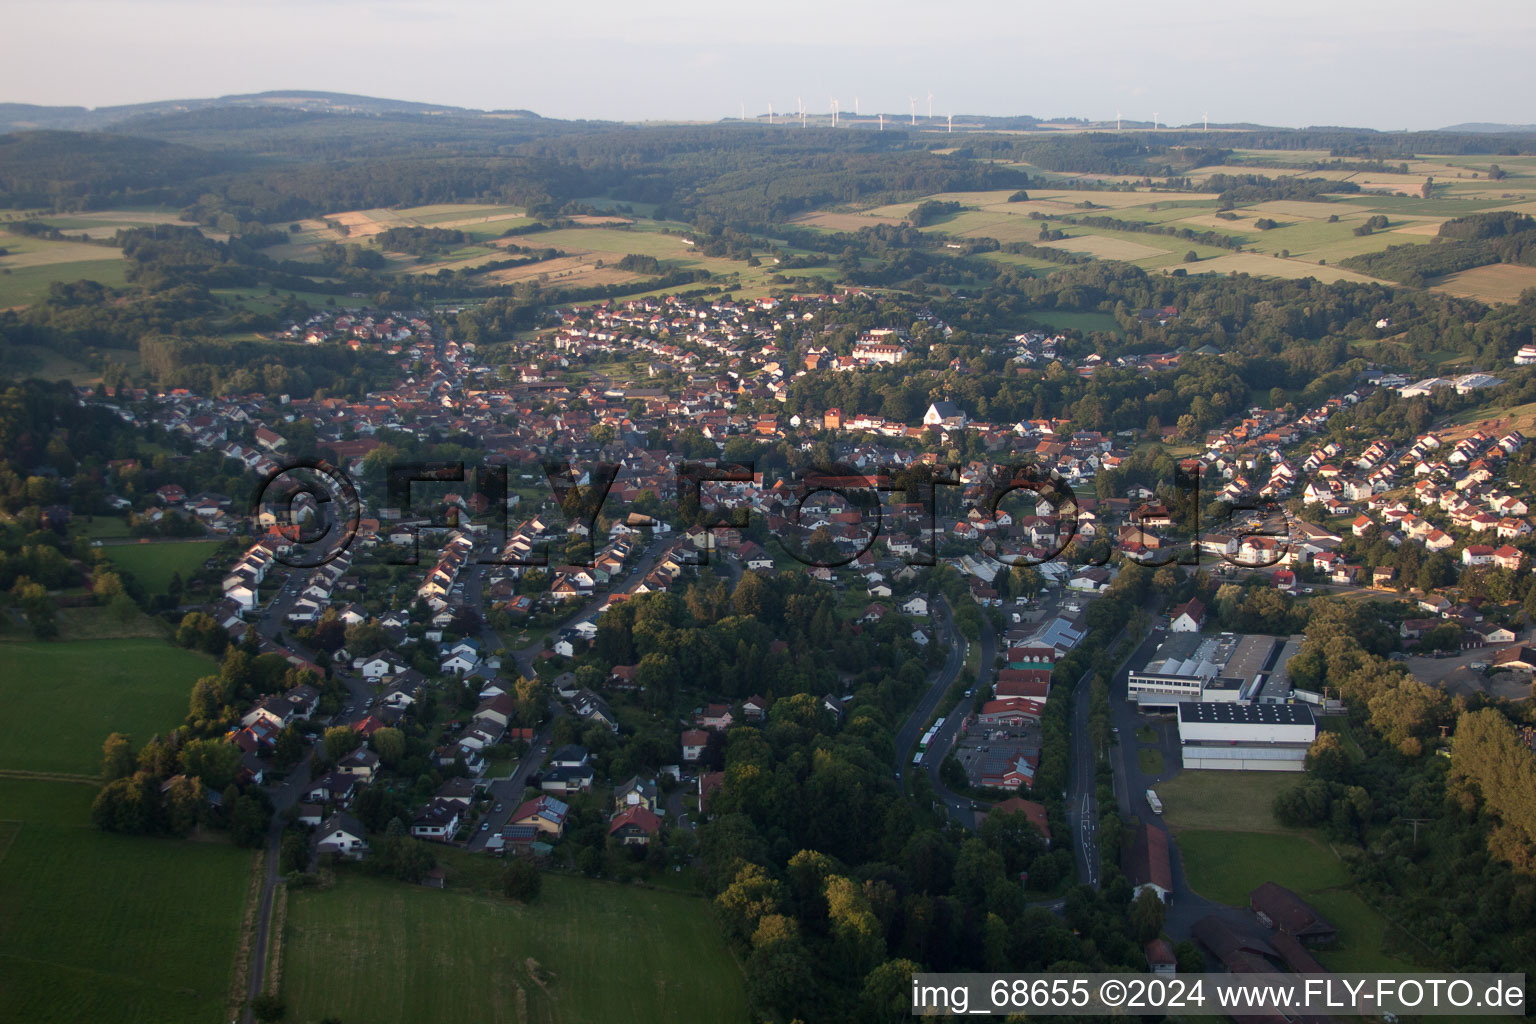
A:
[[1243, 200, 1372, 220], [1486, 199, 1536, 216], [1353, 175, 1438, 192], [1177, 212, 1259, 231], [1022, 190, 1220, 210], [477, 255, 642, 287], [1430, 264, 1536, 305], [1191, 252, 1384, 284], [1390, 221, 1445, 237], [792, 210, 904, 230], [1037, 235, 1170, 260], [326, 210, 397, 237]]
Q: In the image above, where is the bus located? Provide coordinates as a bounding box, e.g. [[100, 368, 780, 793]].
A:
[[912, 751, 924, 766], [919, 726, 937, 752]]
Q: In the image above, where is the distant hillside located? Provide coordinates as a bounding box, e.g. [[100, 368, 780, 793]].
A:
[[1440, 123, 1536, 134], [0, 91, 526, 133]]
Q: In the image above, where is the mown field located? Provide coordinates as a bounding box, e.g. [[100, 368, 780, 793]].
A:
[[105, 539, 225, 593], [1155, 769, 1297, 832], [0, 778, 255, 1024], [281, 871, 751, 1024], [0, 639, 212, 775]]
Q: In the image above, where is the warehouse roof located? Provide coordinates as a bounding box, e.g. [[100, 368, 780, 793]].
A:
[[1178, 701, 1315, 726]]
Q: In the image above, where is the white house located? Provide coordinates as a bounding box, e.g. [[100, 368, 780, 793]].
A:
[[358, 652, 408, 681], [410, 799, 463, 841], [315, 812, 368, 860], [1169, 598, 1206, 633], [901, 595, 929, 617]]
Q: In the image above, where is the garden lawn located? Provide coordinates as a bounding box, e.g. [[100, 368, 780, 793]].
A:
[[281, 871, 750, 1024], [0, 639, 213, 775], [0, 778, 254, 1024]]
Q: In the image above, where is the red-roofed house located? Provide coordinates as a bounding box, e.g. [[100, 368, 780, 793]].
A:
[[681, 729, 710, 762], [984, 796, 1051, 841], [608, 805, 663, 845], [1169, 598, 1206, 633]]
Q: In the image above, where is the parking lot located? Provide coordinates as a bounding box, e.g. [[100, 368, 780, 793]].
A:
[[952, 721, 1042, 789]]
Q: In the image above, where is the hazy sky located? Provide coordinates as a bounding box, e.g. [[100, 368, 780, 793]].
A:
[[3, 0, 1533, 130]]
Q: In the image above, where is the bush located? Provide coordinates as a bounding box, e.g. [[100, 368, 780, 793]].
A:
[[502, 857, 543, 902], [250, 992, 287, 1022]]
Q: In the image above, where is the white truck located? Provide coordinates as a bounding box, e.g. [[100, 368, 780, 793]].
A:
[[1145, 789, 1163, 815]]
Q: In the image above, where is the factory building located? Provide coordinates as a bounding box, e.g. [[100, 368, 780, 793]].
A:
[[1128, 632, 1306, 711], [1177, 701, 1317, 771]]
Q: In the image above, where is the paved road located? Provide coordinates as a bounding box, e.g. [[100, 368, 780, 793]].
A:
[[893, 596, 966, 786], [1063, 608, 1157, 891], [921, 609, 998, 827], [464, 708, 560, 851], [665, 785, 697, 833], [242, 737, 320, 1022]]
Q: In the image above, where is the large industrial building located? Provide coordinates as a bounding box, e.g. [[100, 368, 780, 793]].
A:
[[1176, 701, 1317, 771], [1128, 632, 1305, 710], [1128, 630, 1317, 771]]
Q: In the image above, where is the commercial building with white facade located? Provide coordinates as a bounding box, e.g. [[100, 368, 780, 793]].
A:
[[1177, 701, 1316, 771]]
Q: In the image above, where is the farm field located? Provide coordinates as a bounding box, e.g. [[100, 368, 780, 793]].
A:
[[1430, 263, 1536, 304], [0, 255, 128, 308], [0, 209, 207, 307], [1190, 252, 1383, 284], [781, 149, 1536, 286], [0, 639, 213, 775], [1177, 829, 1418, 973], [281, 871, 751, 1024], [1036, 233, 1171, 261], [106, 539, 225, 593], [0, 777, 254, 1024], [17, 207, 201, 237]]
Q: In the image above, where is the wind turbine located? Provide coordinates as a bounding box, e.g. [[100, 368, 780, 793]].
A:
[[740, 101, 745, 121], [855, 96, 860, 116], [830, 98, 839, 127], [909, 97, 916, 126], [1203, 111, 1209, 132], [927, 91, 934, 120], [1116, 109, 1122, 131], [948, 112, 953, 133], [768, 102, 774, 125], [1152, 111, 1159, 130], [879, 112, 884, 131]]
